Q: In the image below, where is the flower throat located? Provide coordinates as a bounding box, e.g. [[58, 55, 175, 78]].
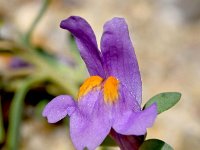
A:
[[78, 76, 119, 103]]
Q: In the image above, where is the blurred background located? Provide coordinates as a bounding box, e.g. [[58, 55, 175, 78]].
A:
[[0, 0, 200, 149]]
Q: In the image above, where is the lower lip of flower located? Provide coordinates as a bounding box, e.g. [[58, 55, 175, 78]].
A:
[[78, 76, 119, 103]]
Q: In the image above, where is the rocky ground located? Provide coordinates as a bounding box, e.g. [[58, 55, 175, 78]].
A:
[[0, 0, 200, 149]]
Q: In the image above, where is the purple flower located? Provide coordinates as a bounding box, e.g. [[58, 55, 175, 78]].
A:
[[43, 16, 157, 150], [9, 57, 30, 69]]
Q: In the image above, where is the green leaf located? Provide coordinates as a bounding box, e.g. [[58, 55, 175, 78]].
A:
[[139, 139, 173, 150], [143, 92, 181, 114]]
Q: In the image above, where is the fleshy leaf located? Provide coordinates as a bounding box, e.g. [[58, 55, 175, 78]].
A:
[[139, 139, 173, 150], [143, 92, 181, 114]]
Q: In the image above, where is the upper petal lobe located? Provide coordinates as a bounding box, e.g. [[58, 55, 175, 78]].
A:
[[60, 16, 105, 77], [101, 17, 142, 104]]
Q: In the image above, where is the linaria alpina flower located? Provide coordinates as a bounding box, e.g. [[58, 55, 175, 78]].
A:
[[43, 16, 157, 150]]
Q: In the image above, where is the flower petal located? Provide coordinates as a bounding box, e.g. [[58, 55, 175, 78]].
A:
[[42, 95, 76, 123], [60, 16, 105, 77], [70, 90, 111, 150], [113, 103, 157, 135], [114, 84, 141, 113], [101, 17, 142, 104]]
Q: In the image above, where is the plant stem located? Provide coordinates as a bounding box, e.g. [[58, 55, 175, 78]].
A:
[[0, 98, 5, 143], [6, 75, 46, 150], [23, 0, 51, 45]]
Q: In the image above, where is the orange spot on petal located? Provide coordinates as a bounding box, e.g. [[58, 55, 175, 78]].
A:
[[103, 76, 119, 103], [78, 76, 103, 100]]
